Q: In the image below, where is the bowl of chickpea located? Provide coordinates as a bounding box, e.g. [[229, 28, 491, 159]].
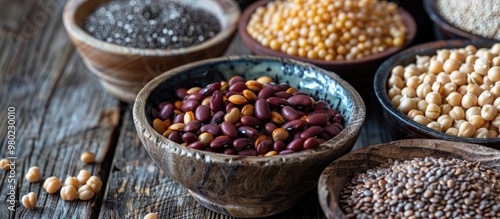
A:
[[374, 39, 500, 149], [238, 0, 417, 94]]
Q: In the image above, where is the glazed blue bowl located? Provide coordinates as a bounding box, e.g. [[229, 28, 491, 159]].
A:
[[133, 56, 366, 218]]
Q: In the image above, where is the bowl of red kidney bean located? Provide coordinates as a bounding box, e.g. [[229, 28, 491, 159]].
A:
[[133, 56, 366, 218]]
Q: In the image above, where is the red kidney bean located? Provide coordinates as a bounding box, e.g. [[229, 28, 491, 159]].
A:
[[240, 116, 263, 129], [229, 75, 245, 86], [320, 132, 331, 140], [237, 126, 259, 139], [286, 138, 305, 151], [306, 113, 329, 126], [278, 83, 291, 91], [176, 88, 188, 99], [303, 137, 321, 150], [257, 140, 273, 154], [287, 95, 313, 109], [184, 120, 202, 133], [210, 136, 233, 150], [333, 122, 344, 131], [186, 93, 205, 101], [229, 81, 246, 92], [168, 131, 182, 144], [182, 132, 198, 144], [151, 108, 158, 118], [195, 105, 211, 123], [258, 87, 275, 99], [274, 91, 293, 99], [301, 126, 323, 139], [314, 100, 329, 110], [221, 121, 238, 139], [281, 106, 300, 121], [210, 111, 225, 125], [235, 122, 243, 128], [182, 100, 200, 112], [204, 148, 213, 152], [323, 124, 341, 137], [282, 119, 307, 131], [223, 148, 236, 155], [159, 101, 170, 109], [293, 91, 309, 96], [210, 90, 224, 112], [159, 104, 174, 120], [292, 131, 303, 140], [266, 97, 289, 107], [173, 113, 185, 124], [255, 98, 271, 120], [267, 83, 284, 92], [333, 114, 344, 124], [200, 82, 221, 96], [237, 148, 258, 156], [225, 91, 240, 98], [233, 138, 252, 151], [225, 102, 235, 112], [273, 141, 286, 152], [278, 149, 295, 155], [200, 124, 222, 136], [265, 122, 278, 133], [188, 141, 207, 150]]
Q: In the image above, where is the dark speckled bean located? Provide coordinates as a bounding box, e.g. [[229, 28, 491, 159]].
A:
[[168, 131, 182, 144], [281, 106, 300, 121], [210, 111, 225, 125], [195, 105, 211, 123], [210, 136, 232, 150], [188, 141, 206, 150], [237, 126, 259, 139], [184, 120, 202, 133], [221, 121, 238, 139], [237, 148, 258, 156], [229, 81, 246, 92], [282, 119, 307, 131], [258, 87, 275, 99], [306, 113, 329, 126], [301, 126, 323, 139], [182, 99, 200, 112], [266, 97, 289, 107], [257, 140, 273, 154], [159, 104, 174, 120], [241, 116, 263, 129], [182, 132, 198, 144], [286, 138, 305, 151], [273, 141, 286, 152], [303, 137, 321, 149], [255, 98, 271, 120], [210, 90, 224, 112], [287, 95, 313, 109], [233, 138, 252, 151], [200, 124, 222, 136]]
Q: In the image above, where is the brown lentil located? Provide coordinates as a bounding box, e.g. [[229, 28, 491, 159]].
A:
[[389, 43, 500, 138], [151, 75, 345, 156], [340, 157, 500, 218], [246, 0, 407, 61]]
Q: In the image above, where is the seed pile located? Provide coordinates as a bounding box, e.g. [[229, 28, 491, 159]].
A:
[[151, 75, 345, 156], [389, 43, 500, 138], [436, 0, 500, 40], [83, 0, 221, 49], [340, 157, 500, 218], [246, 0, 407, 61]]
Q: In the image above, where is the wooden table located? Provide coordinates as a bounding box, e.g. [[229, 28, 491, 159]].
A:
[[0, 0, 433, 218]]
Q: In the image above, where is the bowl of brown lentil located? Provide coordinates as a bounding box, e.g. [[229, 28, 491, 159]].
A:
[[63, 0, 240, 103], [318, 139, 500, 219], [238, 0, 417, 95], [374, 39, 500, 149], [423, 0, 500, 41], [133, 56, 366, 217]]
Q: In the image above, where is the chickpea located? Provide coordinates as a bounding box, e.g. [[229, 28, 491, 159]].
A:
[[0, 159, 10, 171], [450, 70, 467, 86], [416, 100, 429, 112], [388, 75, 404, 89], [449, 106, 465, 121], [474, 58, 490, 75], [488, 66, 500, 82], [25, 166, 41, 183], [431, 81, 444, 94], [86, 176, 103, 193], [406, 76, 420, 89], [78, 185, 95, 201], [407, 109, 423, 119], [437, 115, 453, 131], [427, 122, 442, 132], [461, 92, 478, 109], [465, 106, 481, 121], [467, 84, 483, 97], [64, 177, 80, 189], [429, 60, 443, 74], [436, 73, 451, 84], [468, 115, 485, 129], [144, 213, 159, 219], [388, 87, 401, 100], [398, 97, 416, 114], [443, 59, 460, 73], [437, 49, 450, 62], [413, 115, 431, 126], [492, 57, 500, 67], [474, 127, 489, 138], [445, 92, 462, 107], [478, 91, 494, 106], [77, 169, 92, 185], [423, 74, 437, 85], [445, 127, 459, 136], [391, 65, 405, 78], [401, 87, 416, 98], [482, 104, 498, 121], [491, 114, 500, 128], [457, 85, 468, 96], [491, 84, 500, 97], [43, 176, 62, 194], [467, 72, 483, 85], [458, 121, 476, 137], [60, 185, 78, 201], [488, 129, 498, 138], [449, 50, 466, 63], [441, 104, 452, 115], [425, 92, 442, 105], [391, 95, 402, 108], [416, 83, 432, 99], [22, 192, 37, 209], [425, 103, 441, 120]]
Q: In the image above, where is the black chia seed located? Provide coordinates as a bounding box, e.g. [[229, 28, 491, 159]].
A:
[[83, 0, 221, 49]]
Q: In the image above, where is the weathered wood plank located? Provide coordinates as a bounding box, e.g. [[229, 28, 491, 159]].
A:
[[0, 0, 120, 218]]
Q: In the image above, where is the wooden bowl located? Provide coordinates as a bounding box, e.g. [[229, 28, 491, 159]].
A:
[[374, 39, 500, 149], [423, 0, 498, 41], [132, 56, 366, 218], [318, 139, 500, 219], [238, 0, 417, 95], [63, 0, 240, 102]]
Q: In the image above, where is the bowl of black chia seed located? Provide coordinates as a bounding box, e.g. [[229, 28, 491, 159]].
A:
[[318, 139, 500, 219], [63, 0, 240, 102]]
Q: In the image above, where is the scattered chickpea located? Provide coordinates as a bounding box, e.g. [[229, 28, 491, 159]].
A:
[[144, 212, 158, 219], [60, 185, 78, 201], [25, 166, 41, 183], [78, 185, 95, 201], [80, 152, 96, 164], [0, 159, 11, 170], [86, 176, 103, 193], [64, 177, 80, 189], [22, 192, 37, 209], [43, 176, 62, 194], [77, 169, 91, 185]]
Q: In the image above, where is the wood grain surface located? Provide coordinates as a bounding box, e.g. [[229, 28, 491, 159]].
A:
[[0, 0, 408, 218]]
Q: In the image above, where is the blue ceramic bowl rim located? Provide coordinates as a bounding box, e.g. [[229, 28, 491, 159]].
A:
[[374, 39, 500, 145], [133, 55, 366, 165], [422, 0, 497, 41]]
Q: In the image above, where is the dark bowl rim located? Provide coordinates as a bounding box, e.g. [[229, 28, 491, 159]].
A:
[[238, 0, 417, 67], [422, 0, 498, 41], [374, 39, 500, 144], [62, 0, 241, 56], [133, 55, 366, 166]]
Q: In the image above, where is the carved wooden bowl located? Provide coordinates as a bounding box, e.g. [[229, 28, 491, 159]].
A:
[[318, 139, 500, 219], [132, 56, 366, 218], [63, 0, 240, 102]]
